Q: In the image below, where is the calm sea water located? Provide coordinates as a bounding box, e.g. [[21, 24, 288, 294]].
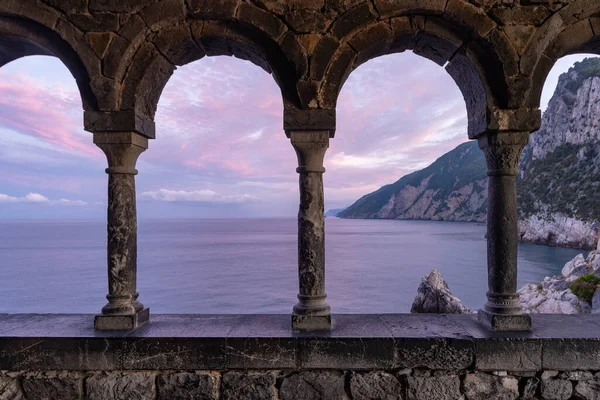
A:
[[0, 218, 583, 314]]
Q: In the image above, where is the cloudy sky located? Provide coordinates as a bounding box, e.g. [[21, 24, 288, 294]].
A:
[[0, 52, 595, 219]]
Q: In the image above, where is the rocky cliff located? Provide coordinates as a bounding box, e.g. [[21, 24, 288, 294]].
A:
[[338, 141, 488, 222], [517, 58, 600, 249], [339, 58, 600, 249]]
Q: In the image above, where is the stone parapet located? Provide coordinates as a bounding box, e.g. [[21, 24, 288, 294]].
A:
[[2, 314, 600, 372], [2, 313, 600, 398]]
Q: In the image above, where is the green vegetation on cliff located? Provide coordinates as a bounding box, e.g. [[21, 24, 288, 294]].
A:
[[518, 143, 600, 222]]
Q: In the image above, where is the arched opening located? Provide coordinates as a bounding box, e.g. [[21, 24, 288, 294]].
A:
[[137, 55, 298, 313], [327, 51, 584, 313], [0, 55, 107, 313], [0, 16, 97, 110], [516, 53, 600, 313]]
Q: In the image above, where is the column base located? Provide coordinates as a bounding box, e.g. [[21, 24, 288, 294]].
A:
[[292, 314, 331, 331], [478, 309, 531, 332], [94, 308, 150, 331]]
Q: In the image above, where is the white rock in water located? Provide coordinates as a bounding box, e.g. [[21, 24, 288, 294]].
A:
[[561, 254, 589, 279], [592, 289, 600, 314], [411, 269, 471, 314], [587, 251, 600, 273]]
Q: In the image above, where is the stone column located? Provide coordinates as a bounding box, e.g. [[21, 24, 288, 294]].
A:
[[477, 131, 531, 331], [93, 132, 149, 330], [290, 131, 331, 331]]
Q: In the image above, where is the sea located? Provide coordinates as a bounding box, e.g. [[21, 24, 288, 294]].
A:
[[0, 218, 584, 314]]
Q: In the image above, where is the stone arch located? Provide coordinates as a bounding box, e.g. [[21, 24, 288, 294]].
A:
[[527, 13, 600, 110], [0, 14, 98, 110], [315, 4, 517, 138], [119, 16, 304, 121]]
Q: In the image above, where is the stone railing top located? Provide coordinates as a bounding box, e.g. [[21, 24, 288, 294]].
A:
[[2, 314, 600, 372]]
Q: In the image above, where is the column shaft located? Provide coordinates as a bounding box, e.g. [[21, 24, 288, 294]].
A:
[[290, 131, 331, 331], [478, 131, 531, 331], [104, 173, 143, 315], [93, 132, 149, 330]]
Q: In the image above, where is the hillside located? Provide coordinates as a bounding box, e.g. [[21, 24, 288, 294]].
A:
[[339, 58, 600, 249]]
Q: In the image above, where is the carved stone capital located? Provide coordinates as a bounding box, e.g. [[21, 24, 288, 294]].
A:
[[290, 131, 329, 174], [284, 109, 336, 137], [477, 131, 529, 176], [93, 132, 148, 175]]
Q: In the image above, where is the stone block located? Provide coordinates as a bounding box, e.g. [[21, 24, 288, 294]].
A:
[[186, 0, 239, 19], [541, 379, 573, 400], [225, 337, 297, 369], [543, 339, 600, 370], [330, 3, 376, 39], [394, 338, 473, 370], [558, 371, 594, 381], [296, 80, 320, 108], [574, 378, 600, 400], [120, 337, 226, 370], [0, 336, 123, 371], [280, 371, 347, 400], [502, 25, 536, 55], [350, 371, 403, 400], [86, 372, 156, 400], [69, 12, 120, 32], [475, 339, 541, 372], [157, 372, 218, 400], [89, 0, 146, 12], [139, 0, 186, 27], [285, 9, 329, 32], [374, 0, 446, 17], [490, 6, 551, 26], [94, 308, 149, 331], [152, 23, 205, 66], [0, 376, 25, 400], [21, 372, 81, 400], [406, 375, 461, 400], [118, 14, 146, 41], [477, 310, 532, 332], [284, 108, 336, 132], [221, 372, 276, 400], [43, 0, 88, 13], [522, 377, 539, 400], [300, 337, 394, 369], [280, 31, 308, 77], [310, 36, 339, 80], [320, 44, 357, 107], [445, 0, 496, 38], [463, 373, 519, 400], [238, 3, 287, 39], [292, 314, 332, 331], [349, 21, 393, 65]]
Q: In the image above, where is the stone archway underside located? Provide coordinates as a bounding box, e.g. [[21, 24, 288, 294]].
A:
[[1, 0, 600, 333]]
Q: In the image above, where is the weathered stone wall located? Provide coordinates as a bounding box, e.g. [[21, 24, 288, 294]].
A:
[[3, 314, 600, 399], [0, 0, 598, 137], [3, 368, 600, 399]]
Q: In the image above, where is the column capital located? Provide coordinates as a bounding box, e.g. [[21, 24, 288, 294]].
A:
[[85, 110, 156, 139], [487, 108, 541, 133], [477, 131, 529, 176], [290, 131, 329, 174], [93, 132, 148, 175], [284, 109, 336, 137]]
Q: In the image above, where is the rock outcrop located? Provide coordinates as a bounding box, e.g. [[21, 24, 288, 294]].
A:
[[339, 58, 600, 249], [411, 270, 471, 314], [518, 250, 600, 314]]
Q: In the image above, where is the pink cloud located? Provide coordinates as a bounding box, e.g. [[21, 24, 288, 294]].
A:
[[0, 72, 98, 157]]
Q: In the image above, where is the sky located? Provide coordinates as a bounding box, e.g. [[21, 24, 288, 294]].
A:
[[0, 52, 596, 219]]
